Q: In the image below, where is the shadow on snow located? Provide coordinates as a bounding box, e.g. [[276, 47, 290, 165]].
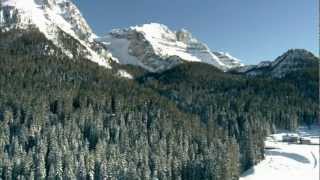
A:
[[266, 150, 310, 164]]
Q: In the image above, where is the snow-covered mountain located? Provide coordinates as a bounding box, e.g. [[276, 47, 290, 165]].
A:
[[0, 1, 243, 75], [0, 0, 113, 69], [98, 23, 243, 72], [233, 49, 318, 77]]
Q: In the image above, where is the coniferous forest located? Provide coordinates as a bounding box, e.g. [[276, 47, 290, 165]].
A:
[[0, 29, 318, 180]]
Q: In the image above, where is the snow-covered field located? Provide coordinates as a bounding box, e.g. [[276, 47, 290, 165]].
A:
[[240, 126, 320, 180]]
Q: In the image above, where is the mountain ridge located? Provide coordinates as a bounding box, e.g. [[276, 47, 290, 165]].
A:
[[232, 49, 319, 78], [0, 0, 114, 68], [98, 23, 244, 72], [1, 1, 316, 78]]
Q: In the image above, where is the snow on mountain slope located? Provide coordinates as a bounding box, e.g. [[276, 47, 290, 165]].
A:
[[99, 23, 243, 72], [0, 0, 113, 69], [240, 126, 320, 180], [213, 51, 243, 68]]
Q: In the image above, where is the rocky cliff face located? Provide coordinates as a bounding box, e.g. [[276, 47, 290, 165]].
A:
[[0, 0, 113, 68], [99, 23, 243, 72]]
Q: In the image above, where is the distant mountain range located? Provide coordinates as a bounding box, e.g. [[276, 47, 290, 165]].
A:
[[1, 0, 317, 77]]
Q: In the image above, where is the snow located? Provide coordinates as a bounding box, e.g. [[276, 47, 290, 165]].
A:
[[214, 51, 244, 68], [232, 65, 256, 73], [132, 23, 226, 68], [99, 23, 243, 72], [240, 126, 320, 180], [99, 36, 153, 71], [0, 5, 3, 23], [1, 0, 112, 69], [116, 70, 133, 79], [2, 0, 92, 40], [219, 52, 242, 64], [256, 61, 272, 68], [134, 23, 206, 62]]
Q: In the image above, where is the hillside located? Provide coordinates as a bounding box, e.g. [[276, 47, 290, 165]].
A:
[[0, 28, 246, 180]]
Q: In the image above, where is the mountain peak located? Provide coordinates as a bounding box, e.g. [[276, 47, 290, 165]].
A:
[[1, 0, 114, 69], [234, 49, 318, 77], [131, 23, 169, 31], [99, 23, 243, 72], [285, 48, 314, 55], [1, 0, 94, 39], [276, 49, 316, 61]]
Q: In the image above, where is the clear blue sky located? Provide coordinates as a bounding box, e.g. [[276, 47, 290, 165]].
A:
[[74, 0, 318, 64]]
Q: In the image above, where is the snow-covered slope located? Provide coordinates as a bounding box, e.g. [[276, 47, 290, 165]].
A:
[[233, 49, 318, 77], [240, 126, 320, 180], [0, 0, 113, 68], [212, 51, 243, 69], [99, 23, 243, 72]]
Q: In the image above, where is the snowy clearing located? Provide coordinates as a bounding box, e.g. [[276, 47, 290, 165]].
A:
[[240, 126, 319, 180]]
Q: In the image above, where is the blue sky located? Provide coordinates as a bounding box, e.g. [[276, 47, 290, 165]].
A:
[[74, 0, 317, 64]]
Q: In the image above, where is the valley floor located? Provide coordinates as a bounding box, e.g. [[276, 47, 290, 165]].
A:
[[240, 126, 320, 180]]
